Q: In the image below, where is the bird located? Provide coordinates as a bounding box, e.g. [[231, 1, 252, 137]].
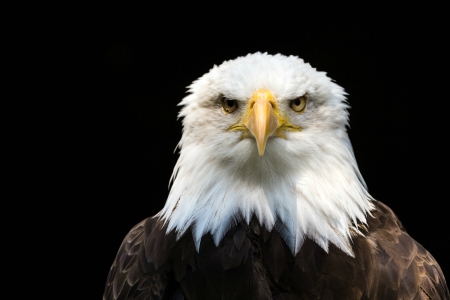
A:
[[103, 52, 449, 299]]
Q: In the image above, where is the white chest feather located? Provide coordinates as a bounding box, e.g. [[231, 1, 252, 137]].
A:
[[157, 130, 373, 256]]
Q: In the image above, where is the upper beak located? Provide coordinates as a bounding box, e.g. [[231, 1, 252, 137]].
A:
[[245, 90, 279, 156]]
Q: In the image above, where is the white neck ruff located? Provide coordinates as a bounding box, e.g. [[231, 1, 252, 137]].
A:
[[157, 131, 373, 256]]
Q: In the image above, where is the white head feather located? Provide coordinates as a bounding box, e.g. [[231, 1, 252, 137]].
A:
[[157, 52, 373, 256]]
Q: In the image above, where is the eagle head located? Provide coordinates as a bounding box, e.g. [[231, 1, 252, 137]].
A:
[[158, 53, 373, 255]]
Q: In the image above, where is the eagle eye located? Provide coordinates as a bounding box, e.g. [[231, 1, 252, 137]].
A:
[[290, 96, 307, 113], [222, 98, 238, 114]]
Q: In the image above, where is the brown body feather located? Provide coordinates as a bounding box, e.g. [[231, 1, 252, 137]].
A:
[[103, 201, 449, 299]]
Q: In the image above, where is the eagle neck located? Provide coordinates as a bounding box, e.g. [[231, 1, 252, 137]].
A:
[[157, 135, 373, 256]]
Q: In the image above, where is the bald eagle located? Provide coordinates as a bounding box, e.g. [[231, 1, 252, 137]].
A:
[[103, 53, 449, 299]]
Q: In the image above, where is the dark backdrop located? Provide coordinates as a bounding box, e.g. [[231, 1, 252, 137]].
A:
[[80, 5, 448, 296]]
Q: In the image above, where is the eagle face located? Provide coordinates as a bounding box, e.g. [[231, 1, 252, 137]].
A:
[[179, 53, 349, 165], [159, 53, 372, 255]]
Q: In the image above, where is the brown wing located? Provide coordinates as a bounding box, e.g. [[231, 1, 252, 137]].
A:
[[103, 216, 273, 300], [367, 201, 449, 299], [261, 200, 449, 299], [102, 218, 183, 300]]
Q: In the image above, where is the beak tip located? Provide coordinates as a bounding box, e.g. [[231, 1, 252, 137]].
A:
[[257, 147, 265, 156]]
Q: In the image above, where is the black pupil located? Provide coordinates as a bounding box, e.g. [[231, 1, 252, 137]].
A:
[[294, 98, 301, 106], [227, 100, 235, 107]]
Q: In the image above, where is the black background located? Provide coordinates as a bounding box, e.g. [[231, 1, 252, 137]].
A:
[[80, 4, 448, 296]]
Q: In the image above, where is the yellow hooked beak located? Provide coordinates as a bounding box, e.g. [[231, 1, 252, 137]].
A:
[[246, 90, 279, 156], [228, 89, 301, 156]]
